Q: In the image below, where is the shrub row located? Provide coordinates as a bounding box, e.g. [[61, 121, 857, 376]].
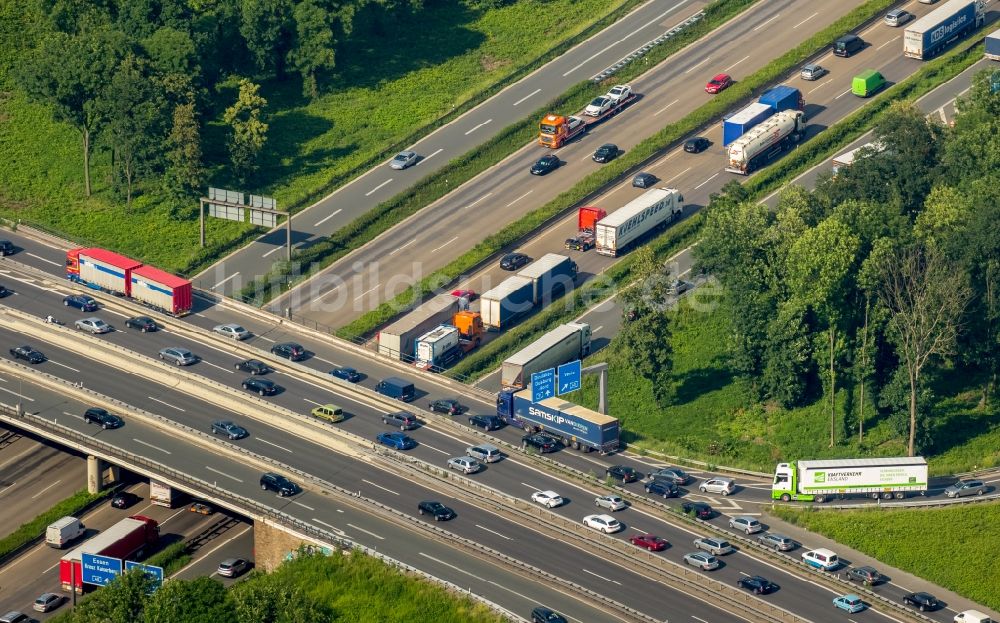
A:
[[146, 540, 192, 576], [0, 489, 107, 562]]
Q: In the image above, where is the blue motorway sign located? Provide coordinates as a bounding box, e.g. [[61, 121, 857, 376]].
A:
[[557, 360, 582, 395], [125, 561, 164, 590], [82, 553, 122, 586], [531, 368, 555, 403]]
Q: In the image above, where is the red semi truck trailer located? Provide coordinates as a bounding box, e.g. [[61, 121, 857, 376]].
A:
[[59, 515, 160, 593], [66, 248, 192, 316]]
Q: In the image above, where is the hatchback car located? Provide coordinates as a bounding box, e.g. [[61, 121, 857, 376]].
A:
[[217, 557, 250, 578], [833, 594, 866, 613], [311, 404, 344, 423], [531, 607, 567, 623], [63, 294, 98, 311], [606, 465, 639, 483], [84, 407, 123, 429], [739, 576, 777, 595], [704, 73, 732, 94], [111, 491, 139, 509], [75, 317, 111, 334], [377, 431, 417, 450], [585, 95, 613, 117], [522, 432, 559, 452], [33, 592, 64, 612], [10, 345, 45, 364], [632, 172, 657, 188], [884, 8, 913, 26], [0, 240, 15, 256], [389, 150, 418, 169], [644, 479, 678, 498], [681, 501, 714, 519], [729, 516, 763, 534], [0, 611, 30, 623], [694, 536, 734, 555], [270, 342, 306, 361], [592, 143, 619, 163], [530, 154, 560, 175], [902, 592, 939, 611], [595, 495, 627, 511], [531, 490, 563, 508], [235, 359, 271, 375], [649, 467, 691, 485], [125, 316, 158, 332], [211, 420, 249, 439], [447, 456, 482, 474], [260, 472, 299, 496], [500, 252, 530, 271], [582, 514, 622, 533], [683, 552, 720, 570], [159, 347, 198, 366], [630, 534, 669, 551], [214, 323, 251, 340], [847, 565, 883, 585], [242, 377, 280, 396], [684, 137, 710, 153], [758, 533, 795, 551], [329, 366, 361, 382], [429, 398, 463, 415], [466, 443, 502, 463], [417, 500, 455, 521], [944, 479, 987, 497], [468, 414, 503, 431], [800, 63, 828, 81], [700, 477, 736, 495]]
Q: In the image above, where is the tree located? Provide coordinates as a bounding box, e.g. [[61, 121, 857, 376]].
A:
[[287, 0, 337, 99], [871, 101, 943, 215], [142, 27, 201, 79], [164, 101, 206, 200], [240, 0, 294, 76], [144, 576, 237, 623], [874, 243, 971, 456], [224, 78, 269, 182], [619, 289, 674, 407], [761, 303, 814, 408], [69, 568, 153, 623], [230, 570, 330, 623]]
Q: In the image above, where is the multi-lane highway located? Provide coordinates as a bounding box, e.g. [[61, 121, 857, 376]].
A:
[[193, 0, 715, 297]]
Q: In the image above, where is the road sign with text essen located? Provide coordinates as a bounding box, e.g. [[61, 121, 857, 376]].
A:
[[82, 553, 122, 586]]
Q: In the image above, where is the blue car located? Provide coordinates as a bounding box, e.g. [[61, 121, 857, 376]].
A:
[[329, 366, 361, 383], [376, 431, 416, 450], [833, 594, 865, 613], [63, 294, 98, 312]]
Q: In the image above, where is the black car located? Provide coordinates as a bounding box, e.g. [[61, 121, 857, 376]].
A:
[[63, 294, 98, 311], [211, 420, 249, 440], [329, 366, 361, 382], [902, 592, 938, 611], [84, 407, 123, 429], [522, 432, 558, 453], [235, 359, 271, 375], [681, 501, 714, 519], [531, 607, 568, 623], [592, 143, 619, 163], [632, 172, 657, 188], [0, 240, 15, 256], [429, 399, 463, 415], [242, 377, 280, 396], [644, 479, 678, 498], [530, 155, 560, 175], [564, 233, 595, 251], [468, 414, 503, 431], [270, 342, 306, 361], [417, 500, 455, 521], [9, 345, 45, 364], [500, 252, 530, 271], [737, 575, 777, 595], [0, 285, 10, 298], [684, 136, 711, 153], [124, 316, 158, 332], [847, 566, 883, 586], [606, 465, 640, 483], [111, 491, 139, 509], [260, 472, 299, 496]]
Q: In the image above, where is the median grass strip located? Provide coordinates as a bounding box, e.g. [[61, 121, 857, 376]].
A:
[[147, 540, 192, 577], [0, 488, 107, 562], [333, 0, 898, 339]]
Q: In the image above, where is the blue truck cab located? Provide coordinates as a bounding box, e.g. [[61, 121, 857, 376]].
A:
[[496, 387, 619, 454]]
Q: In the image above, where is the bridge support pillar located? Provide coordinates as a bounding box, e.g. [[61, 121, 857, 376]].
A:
[[86, 456, 120, 494]]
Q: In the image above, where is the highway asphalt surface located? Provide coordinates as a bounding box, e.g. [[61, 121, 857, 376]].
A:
[[272, 0, 868, 327], [194, 0, 714, 297]]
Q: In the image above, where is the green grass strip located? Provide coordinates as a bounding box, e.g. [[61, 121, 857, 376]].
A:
[[146, 540, 192, 576], [0, 488, 108, 561]]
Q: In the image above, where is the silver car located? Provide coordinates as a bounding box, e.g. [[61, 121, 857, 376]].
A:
[[214, 323, 251, 340], [75, 317, 112, 334], [884, 9, 913, 26], [447, 456, 482, 474], [217, 557, 249, 577], [159, 347, 198, 366], [729, 516, 763, 534], [693, 536, 734, 555], [944, 479, 987, 498], [800, 63, 828, 81], [595, 495, 627, 511], [389, 150, 418, 169], [683, 552, 720, 570], [758, 533, 796, 551], [700, 477, 736, 495], [33, 592, 64, 612]]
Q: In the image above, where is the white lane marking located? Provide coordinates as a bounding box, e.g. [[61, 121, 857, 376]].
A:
[[134, 435, 186, 461], [314, 208, 343, 227], [419, 552, 478, 577], [807, 79, 833, 95], [463, 192, 493, 210], [293, 500, 315, 511], [354, 284, 380, 302], [415, 148, 443, 166], [205, 466, 242, 482], [513, 89, 541, 106], [211, 273, 239, 291], [793, 12, 817, 28], [61, 411, 82, 420], [582, 568, 621, 585], [262, 245, 283, 258], [724, 55, 749, 72], [464, 118, 492, 135], [347, 523, 385, 540], [506, 190, 533, 207], [877, 36, 900, 51], [835, 89, 852, 100], [694, 172, 720, 190], [362, 479, 400, 495], [199, 360, 234, 374], [594, 325, 604, 333], [30, 480, 62, 499], [663, 166, 693, 186], [692, 617, 709, 623], [389, 238, 417, 256], [476, 524, 512, 540], [257, 437, 293, 453], [27, 253, 61, 267], [302, 397, 324, 407], [420, 442, 450, 455], [431, 236, 458, 254], [48, 361, 80, 373], [683, 56, 711, 74], [752, 13, 781, 31], [365, 179, 393, 197], [148, 396, 186, 412], [313, 518, 347, 536], [0, 482, 17, 496], [653, 99, 679, 116], [0, 387, 34, 401], [487, 580, 534, 601]]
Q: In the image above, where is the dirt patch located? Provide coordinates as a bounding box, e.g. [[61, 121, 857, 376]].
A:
[[480, 54, 510, 73]]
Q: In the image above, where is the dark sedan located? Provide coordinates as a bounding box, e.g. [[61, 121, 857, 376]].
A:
[[429, 399, 463, 415], [124, 316, 158, 332], [10, 345, 45, 364], [902, 592, 939, 611], [111, 491, 139, 509], [235, 359, 271, 375], [530, 154, 560, 175], [0, 285, 10, 298], [242, 377, 280, 396], [468, 414, 503, 431], [417, 500, 455, 521], [0, 240, 15, 256], [592, 143, 619, 163], [531, 607, 567, 623], [270, 342, 306, 361], [644, 479, 678, 498], [500, 252, 530, 271], [682, 501, 714, 519], [684, 136, 710, 153], [329, 366, 361, 382], [84, 407, 123, 429], [63, 294, 98, 311], [606, 465, 640, 483], [564, 234, 595, 251], [211, 420, 249, 439], [737, 575, 777, 594], [522, 432, 558, 453]]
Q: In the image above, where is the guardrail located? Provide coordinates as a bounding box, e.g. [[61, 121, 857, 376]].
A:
[[591, 11, 706, 82]]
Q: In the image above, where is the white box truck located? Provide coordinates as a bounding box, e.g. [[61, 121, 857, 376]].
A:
[[501, 322, 592, 390], [150, 479, 181, 508], [772, 457, 928, 502], [480, 276, 535, 330], [414, 325, 461, 369], [595, 188, 684, 256], [377, 293, 460, 360], [46, 516, 85, 548]]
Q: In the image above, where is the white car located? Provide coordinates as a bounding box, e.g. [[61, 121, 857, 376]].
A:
[[585, 96, 613, 117], [700, 477, 736, 495], [389, 150, 418, 170], [582, 514, 622, 534], [531, 490, 564, 508], [446, 456, 482, 474], [729, 516, 763, 534], [75, 317, 112, 334], [595, 494, 627, 511], [214, 323, 251, 340], [606, 84, 632, 103]]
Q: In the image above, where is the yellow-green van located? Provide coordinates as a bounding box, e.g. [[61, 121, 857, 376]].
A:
[[311, 404, 344, 422], [852, 70, 886, 97]]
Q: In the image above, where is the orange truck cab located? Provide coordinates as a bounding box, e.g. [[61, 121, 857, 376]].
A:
[[539, 114, 586, 148]]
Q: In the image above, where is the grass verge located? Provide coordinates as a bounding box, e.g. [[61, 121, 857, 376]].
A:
[[0, 489, 107, 561], [147, 540, 192, 577]]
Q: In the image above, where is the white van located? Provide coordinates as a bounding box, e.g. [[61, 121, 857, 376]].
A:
[[45, 516, 85, 548], [801, 547, 839, 571], [954, 611, 995, 623]]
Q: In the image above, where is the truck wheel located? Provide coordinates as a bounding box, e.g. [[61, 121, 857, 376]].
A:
[[895, 492, 904, 499], [815, 495, 826, 503], [572, 441, 581, 451], [780, 493, 791, 502], [881, 492, 892, 500]]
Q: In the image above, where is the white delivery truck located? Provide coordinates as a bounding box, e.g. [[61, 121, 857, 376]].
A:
[[46, 516, 85, 548], [772, 457, 928, 502], [594, 188, 684, 257]]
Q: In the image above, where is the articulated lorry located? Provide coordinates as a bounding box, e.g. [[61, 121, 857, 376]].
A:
[[497, 387, 619, 453], [722, 85, 804, 146], [538, 86, 637, 148], [725, 110, 806, 175], [595, 188, 684, 257], [59, 515, 160, 593], [378, 293, 460, 360], [985, 28, 1000, 60], [772, 457, 928, 503], [903, 0, 985, 59], [66, 248, 192, 316], [150, 479, 181, 508], [517, 253, 577, 304], [565, 207, 607, 251], [501, 322, 592, 390], [480, 276, 535, 330]]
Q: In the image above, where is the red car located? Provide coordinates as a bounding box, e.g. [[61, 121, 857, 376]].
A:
[[451, 289, 477, 301], [705, 73, 733, 94], [629, 534, 669, 551]]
